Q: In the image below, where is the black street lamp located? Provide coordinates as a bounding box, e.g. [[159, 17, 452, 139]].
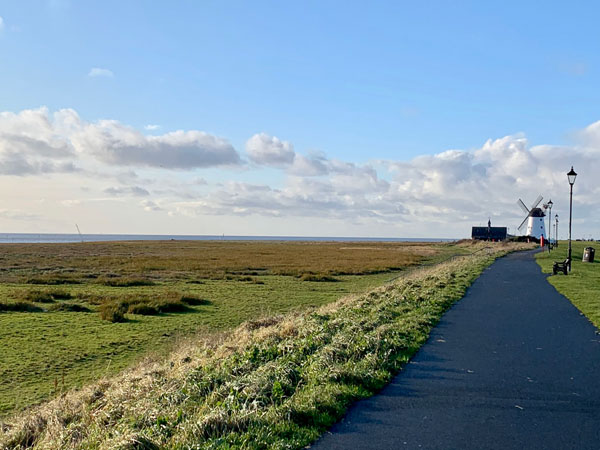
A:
[[547, 199, 553, 252], [567, 167, 577, 271], [555, 214, 559, 248]]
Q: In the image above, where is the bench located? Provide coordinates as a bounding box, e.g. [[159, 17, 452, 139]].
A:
[[553, 259, 569, 275]]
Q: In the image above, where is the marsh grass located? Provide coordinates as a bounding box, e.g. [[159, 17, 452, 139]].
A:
[[0, 240, 468, 419], [97, 276, 155, 287], [98, 302, 127, 323], [22, 289, 73, 303], [25, 275, 81, 285], [299, 273, 340, 282], [48, 303, 91, 313], [179, 295, 211, 306], [0, 242, 531, 449], [0, 240, 457, 283], [0, 301, 43, 313]]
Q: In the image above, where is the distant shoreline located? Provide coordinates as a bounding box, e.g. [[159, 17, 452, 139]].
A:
[[0, 233, 456, 244]]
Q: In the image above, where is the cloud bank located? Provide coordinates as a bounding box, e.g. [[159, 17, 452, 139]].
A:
[[2, 106, 600, 237], [0, 107, 242, 174], [175, 130, 600, 236]]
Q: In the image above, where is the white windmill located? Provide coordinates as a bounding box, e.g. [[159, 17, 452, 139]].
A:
[[517, 195, 546, 239]]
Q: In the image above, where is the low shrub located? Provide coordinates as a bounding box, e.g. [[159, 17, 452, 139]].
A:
[[48, 290, 73, 300], [127, 303, 159, 315], [179, 295, 211, 306], [99, 302, 127, 322], [75, 293, 114, 305], [49, 303, 91, 313], [25, 275, 81, 285], [97, 276, 155, 287], [22, 290, 54, 303], [155, 299, 189, 313], [299, 273, 339, 282], [121, 292, 200, 316], [0, 301, 43, 312], [23, 289, 73, 303], [223, 275, 265, 284]]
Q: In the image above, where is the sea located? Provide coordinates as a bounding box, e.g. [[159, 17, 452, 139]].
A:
[[0, 233, 454, 244]]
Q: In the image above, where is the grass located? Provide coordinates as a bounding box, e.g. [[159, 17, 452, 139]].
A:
[[0, 241, 531, 449], [299, 273, 339, 282], [536, 240, 600, 328], [0, 240, 460, 283], [0, 240, 466, 418], [97, 276, 156, 287], [21, 289, 73, 303], [0, 301, 43, 313]]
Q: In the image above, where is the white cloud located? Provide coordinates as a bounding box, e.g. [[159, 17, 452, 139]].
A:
[[144, 124, 160, 131], [167, 129, 600, 238], [246, 133, 295, 167], [0, 16, 4, 30], [2, 105, 600, 237], [104, 186, 150, 197], [0, 108, 79, 175], [289, 153, 328, 176], [88, 67, 114, 78], [141, 200, 163, 212], [71, 122, 241, 169], [0, 107, 242, 172], [0, 208, 40, 221]]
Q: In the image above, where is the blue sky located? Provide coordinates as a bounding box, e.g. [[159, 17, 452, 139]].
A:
[[0, 1, 599, 237]]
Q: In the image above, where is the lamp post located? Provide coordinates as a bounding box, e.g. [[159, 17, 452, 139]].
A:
[[547, 199, 553, 252], [555, 214, 559, 248], [567, 167, 577, 271]]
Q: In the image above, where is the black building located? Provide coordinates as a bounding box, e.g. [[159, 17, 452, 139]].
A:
[[471, 219, 507, 241]]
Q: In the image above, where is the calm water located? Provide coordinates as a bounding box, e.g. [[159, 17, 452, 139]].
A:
[[0, 233, 454, 244]]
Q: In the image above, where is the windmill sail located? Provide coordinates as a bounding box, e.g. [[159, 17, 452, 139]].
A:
[[517, 215, 529, 231], [530, 195, 543, 210], [517, 199, 530, 215]]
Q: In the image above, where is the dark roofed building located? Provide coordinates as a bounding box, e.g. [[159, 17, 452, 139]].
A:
[[472, 219, 507, 241]]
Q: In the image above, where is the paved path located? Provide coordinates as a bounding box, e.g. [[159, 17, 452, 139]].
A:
[[312, 250, 600, 449]]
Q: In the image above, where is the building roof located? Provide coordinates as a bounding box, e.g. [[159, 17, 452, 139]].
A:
[[472, 226, 508, 240]]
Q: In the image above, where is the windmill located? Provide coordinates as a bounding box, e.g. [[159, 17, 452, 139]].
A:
[[517, 195, 546, 239]]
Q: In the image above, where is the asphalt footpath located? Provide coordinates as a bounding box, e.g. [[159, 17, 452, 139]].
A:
[[311, 249, 600, 450]]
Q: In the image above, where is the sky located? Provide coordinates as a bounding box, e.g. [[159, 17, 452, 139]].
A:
[[0, 1, 599, 238]]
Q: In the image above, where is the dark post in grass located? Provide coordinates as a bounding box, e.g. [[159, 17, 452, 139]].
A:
[[547, 199, 553, 252], [555, 214, 559, 248], [567, 167, 577, 271]]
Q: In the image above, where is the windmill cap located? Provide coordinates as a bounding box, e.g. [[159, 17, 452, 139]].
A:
[[530, 207, 545, 217]]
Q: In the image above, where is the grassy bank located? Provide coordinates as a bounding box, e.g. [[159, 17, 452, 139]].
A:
[[0, 240, 462, 417], [0, 241, 531, 449], [536, 241, 600, 328]]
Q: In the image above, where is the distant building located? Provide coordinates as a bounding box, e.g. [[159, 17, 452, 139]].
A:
[[472, 219, 507, 241]]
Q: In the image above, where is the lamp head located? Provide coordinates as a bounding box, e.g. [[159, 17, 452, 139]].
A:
[[567, 166, 577, 186]]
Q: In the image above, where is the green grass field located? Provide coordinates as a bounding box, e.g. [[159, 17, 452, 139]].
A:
[[536, 240, 600, 328], [1, 241, 528, 449], [0, 240, 466, 417]]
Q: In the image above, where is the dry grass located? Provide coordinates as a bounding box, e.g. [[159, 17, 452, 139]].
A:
[[0, 240, 451, 284], [0, 241, 532, 449]]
